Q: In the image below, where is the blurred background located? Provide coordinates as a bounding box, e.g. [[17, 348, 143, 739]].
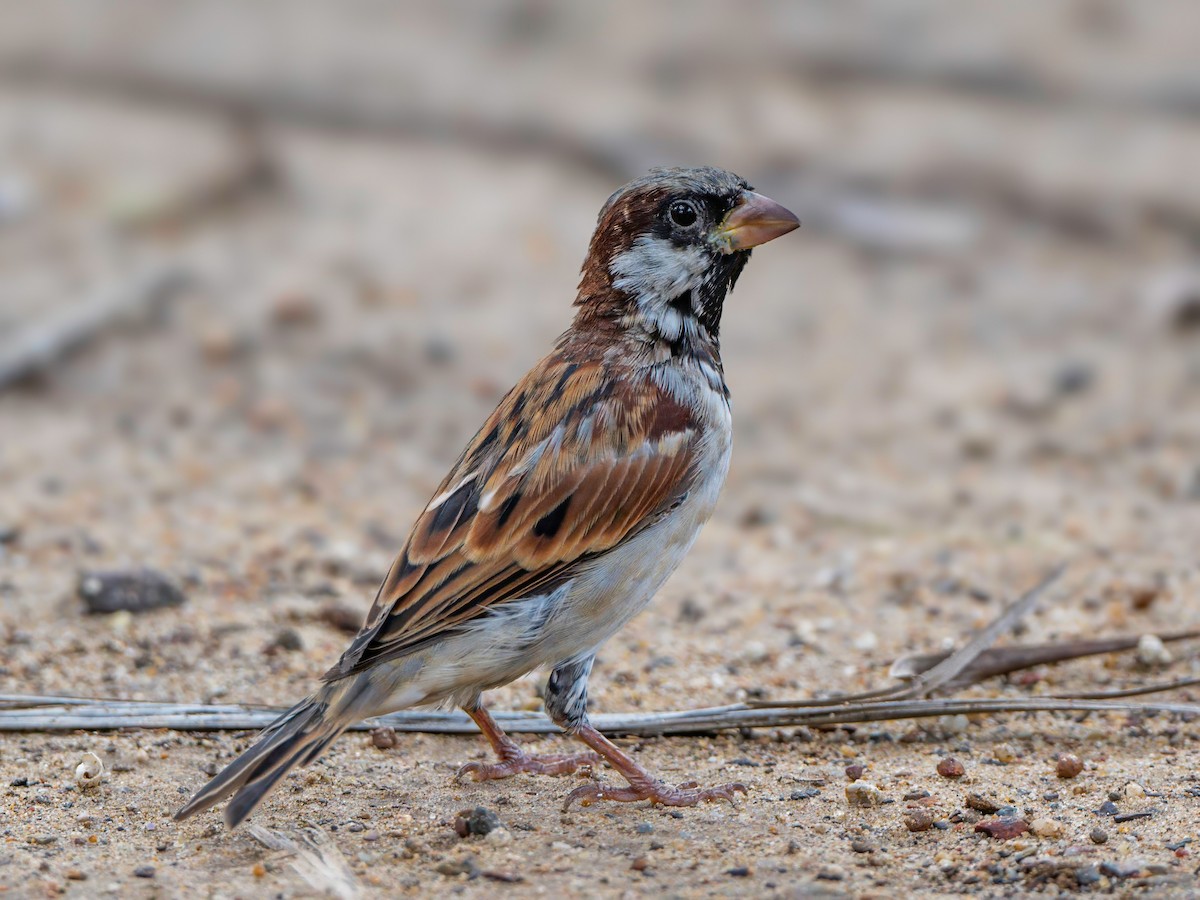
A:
[[1, 0, 1199, 712]]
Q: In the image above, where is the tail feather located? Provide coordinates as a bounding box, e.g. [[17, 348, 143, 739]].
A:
[[175, 679, 373, 828]]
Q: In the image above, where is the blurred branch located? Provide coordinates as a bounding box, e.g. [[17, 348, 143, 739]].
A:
[[0, 266, 190, 390], [787, 52, 1200, 120], [0, 125, 278, 390], [0, 57, 644, 181]]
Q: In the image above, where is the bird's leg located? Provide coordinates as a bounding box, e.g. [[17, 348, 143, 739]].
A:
[[455, 702, 599, 782], [562, 725, 747, 810], [541, 654, 746, 809]]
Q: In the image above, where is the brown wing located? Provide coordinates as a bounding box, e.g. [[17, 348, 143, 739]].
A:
[[325, 350, 698, 679]]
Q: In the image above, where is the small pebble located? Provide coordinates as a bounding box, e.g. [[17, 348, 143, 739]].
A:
[[370, 727, 399, 750], [133, 866, 155, 878], [436, 858, 478, 877], [635, 823, 653, 834], [845, 782, 884, 807], [1029, 818, 1064, 838], [936, 757, 965, 778], [1100, 859, 1146, 879], [266, 628, 303, 653], [1075, 865, 1101, 885], [966, 792, 1000, 814], [790, 788, 820, 801], [1095, 801, 1119, 817], [198, 323, 242, 362], [939, 714, 969, 735], [631, 856, 649, 872], [1053, 361, 1094, 396], [903, 808, 933, 832], [1055, 753, 1083, 779], [992, 744, 1018, 764], [1136, 634, 1172, 667], [78, 569, 185, 614], [1122, 781, 1146, 800], [852, 631, 878, 652], [1127, 580, 1161, 610], [454, 806, 501, 838], [975, 817, 1030, 840], [844, 764, 865, 782], [902, 789, 930, 801], [726, 866, 751, 877], [270, 292, 320, 327], [850, 838, 877, 853]]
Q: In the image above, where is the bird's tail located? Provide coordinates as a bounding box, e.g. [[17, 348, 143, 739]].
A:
[[174, 676, 377, 829]]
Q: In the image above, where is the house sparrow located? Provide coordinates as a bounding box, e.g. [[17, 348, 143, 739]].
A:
[[176, 166, 799, 828]]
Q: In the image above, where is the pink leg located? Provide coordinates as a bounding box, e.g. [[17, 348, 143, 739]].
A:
[[456, 704, 600, 782], [562, 724, 747, 810]]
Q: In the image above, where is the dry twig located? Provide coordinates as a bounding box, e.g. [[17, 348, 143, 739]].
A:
[[0, 694, 1197, 737], [891, 631, 1200, 690], [0, 267, 189, 390]]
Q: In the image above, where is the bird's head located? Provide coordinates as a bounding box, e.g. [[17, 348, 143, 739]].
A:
[[575, 166, 799, 346]]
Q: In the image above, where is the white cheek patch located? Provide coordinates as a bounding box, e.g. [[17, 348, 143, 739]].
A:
[[610, 236, 708, 341]]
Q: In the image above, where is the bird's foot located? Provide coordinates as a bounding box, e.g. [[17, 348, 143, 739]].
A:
[[562, 778, 747, 810], [457, 749, 601, 783]]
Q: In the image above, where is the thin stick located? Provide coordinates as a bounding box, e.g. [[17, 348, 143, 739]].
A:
[[1054, 676, 1200, 701], [0, 694, 1196, 736], [0, 267, 189, 389], [890, 630, 1200, 688], [895, 564, 1067, 698]]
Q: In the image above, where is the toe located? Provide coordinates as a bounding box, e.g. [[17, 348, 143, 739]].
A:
[[455, 761, 492, 782]]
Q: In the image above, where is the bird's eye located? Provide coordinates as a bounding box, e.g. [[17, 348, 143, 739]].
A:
[[668, 201, 698, 228]]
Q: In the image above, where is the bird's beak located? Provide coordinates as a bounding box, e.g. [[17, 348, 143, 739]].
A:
[[712, 191, 800, 254]]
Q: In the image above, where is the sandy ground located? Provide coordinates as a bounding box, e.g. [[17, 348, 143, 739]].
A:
[[3, 3, 1200, 897]]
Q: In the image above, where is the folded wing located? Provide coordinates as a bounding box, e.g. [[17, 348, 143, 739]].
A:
[[326, 352, 697, 678]]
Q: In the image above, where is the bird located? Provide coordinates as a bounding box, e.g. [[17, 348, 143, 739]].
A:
[[175, 166, 799, 828]]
